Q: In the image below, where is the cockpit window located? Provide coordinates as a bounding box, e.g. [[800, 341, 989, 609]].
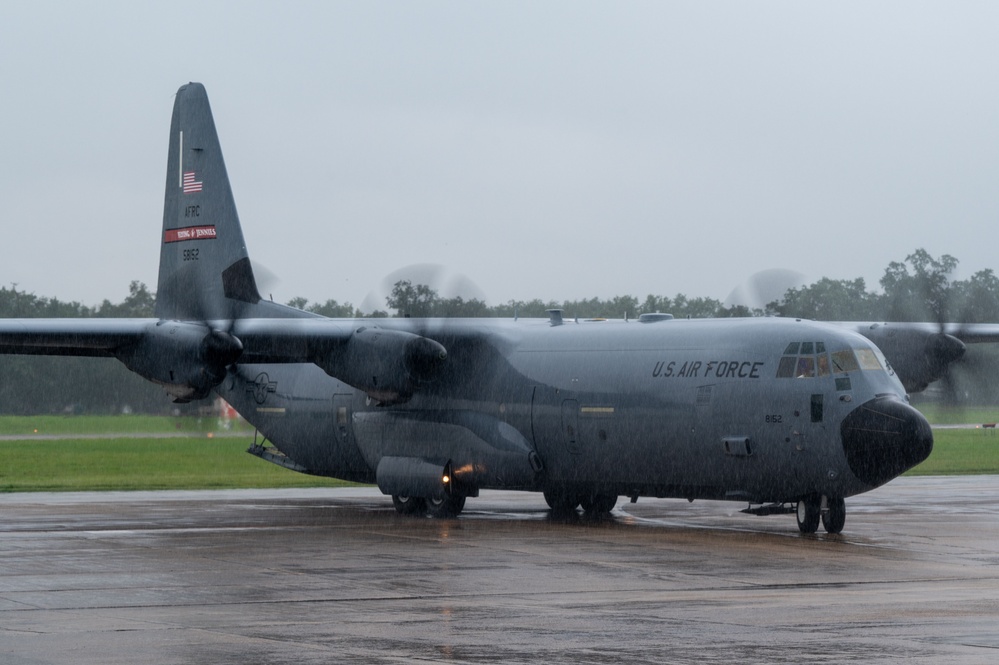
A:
[[777, 356, 797, 378], [777, 341, 880, 379], [776, 341, 827, 379], [830, 350, 859, 374], [855, 348, 884, 371]]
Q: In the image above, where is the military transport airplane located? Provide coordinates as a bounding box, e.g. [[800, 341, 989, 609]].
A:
[[1, 83, 989, 534]]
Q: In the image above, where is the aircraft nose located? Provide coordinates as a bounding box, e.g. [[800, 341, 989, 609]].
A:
[[841, 395, 933, 488]]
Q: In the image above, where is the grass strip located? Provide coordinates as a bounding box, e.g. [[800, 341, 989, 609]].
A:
[[0, 415, 994, 492], [911, 404, 999, 426], [908, 427, 999, 475], [0, 437, 353, 492], [0, 414, 253, 436]]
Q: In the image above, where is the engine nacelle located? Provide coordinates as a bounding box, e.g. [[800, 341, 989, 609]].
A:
[[320, 326, 447, 404], [115, 321, 243, 402], [375, 456, 454, 500], [859, 324, 965, 393]]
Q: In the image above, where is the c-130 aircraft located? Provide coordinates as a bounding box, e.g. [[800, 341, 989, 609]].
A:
[[4, 83, 985, 534]]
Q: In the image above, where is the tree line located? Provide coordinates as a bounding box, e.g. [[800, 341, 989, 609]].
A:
[[288, 249, 999, 324], [0, 282, 174, 415], [1, 249, 997, 414]]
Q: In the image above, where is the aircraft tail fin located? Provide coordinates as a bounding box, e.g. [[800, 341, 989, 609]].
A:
[[155, 83, 261, 321]]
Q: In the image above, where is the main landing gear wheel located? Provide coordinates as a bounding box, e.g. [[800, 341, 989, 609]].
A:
[[822, 497, 846, 534], [427, 494, 466, 518], [543, 490, 580, 514], [581, 493, 618, 514], [392, 495, 427, 515], [796, 496, 821, 534]]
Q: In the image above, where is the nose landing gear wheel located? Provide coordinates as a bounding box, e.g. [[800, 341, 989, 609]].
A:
[[822, 497, 846, 534], [796, 496, 821, 534]]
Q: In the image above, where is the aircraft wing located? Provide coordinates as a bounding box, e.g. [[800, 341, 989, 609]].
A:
[[232, 317, 509, 404], [0, 319, 156, 357], [0, 317, 357, 362], [841, 321, 999, 344], [0, 316, 463, 404], [941, 323, 999, 344]]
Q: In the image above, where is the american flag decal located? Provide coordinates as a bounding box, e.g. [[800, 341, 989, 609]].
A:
[[182, 171, 203, 193]]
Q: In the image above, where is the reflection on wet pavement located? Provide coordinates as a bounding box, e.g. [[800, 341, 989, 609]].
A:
[[1, 477, 997, 664]]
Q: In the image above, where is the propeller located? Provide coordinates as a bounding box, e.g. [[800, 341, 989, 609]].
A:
[[930, 297, 974, 409], [723, 269, 808, 313], [360, 263, 487, 317]]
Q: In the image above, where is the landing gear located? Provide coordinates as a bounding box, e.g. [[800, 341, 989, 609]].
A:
[[796, 495, 821, 534], [392, 493, 466, 517], [391, 495, 427, 515], [581, 493, 618, 514], [821, 497, 846, 534], [426, 494, 466, 518], [796, 495, 846, 534], [544, 490, 618, 515], [544, 489, 580, 514]]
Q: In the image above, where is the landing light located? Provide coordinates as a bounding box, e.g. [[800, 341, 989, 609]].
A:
[[442, 474, 450, 485]]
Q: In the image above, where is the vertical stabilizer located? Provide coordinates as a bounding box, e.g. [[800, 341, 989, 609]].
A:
[[156, 83, 260, 321]]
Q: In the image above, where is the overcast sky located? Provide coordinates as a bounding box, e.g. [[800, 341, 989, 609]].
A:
[[2, 2, 997, 312]]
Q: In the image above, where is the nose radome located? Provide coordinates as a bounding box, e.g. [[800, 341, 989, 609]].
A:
[[841, 395, 933, 488]]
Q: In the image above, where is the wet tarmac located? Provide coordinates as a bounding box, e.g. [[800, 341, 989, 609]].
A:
[[2, 477, 998, 664]]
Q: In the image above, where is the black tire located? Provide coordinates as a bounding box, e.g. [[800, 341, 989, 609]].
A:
[[796, 496, 821, 534], [543, 489, 580, 513], [427, 494, 466, 518], [392, 495, 427, 515], [581, 493, 618, 514], [822, 497, 846, 534]]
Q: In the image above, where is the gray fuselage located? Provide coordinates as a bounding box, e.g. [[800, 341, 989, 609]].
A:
[[218, 315, 929, 506]]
